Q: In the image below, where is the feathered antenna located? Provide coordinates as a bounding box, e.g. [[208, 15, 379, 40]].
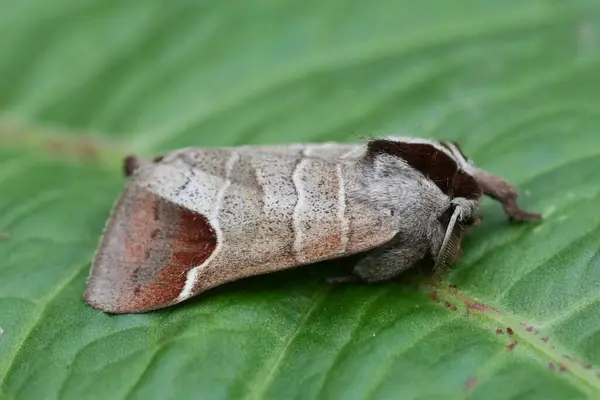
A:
[[432, 206, 464, 279]]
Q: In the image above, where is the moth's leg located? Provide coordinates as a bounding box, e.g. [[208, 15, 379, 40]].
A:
[[327, 238, 428, 284], [326, 275, 361, 284], [473, 168, 542, 221], [352, 242, 428, 282]]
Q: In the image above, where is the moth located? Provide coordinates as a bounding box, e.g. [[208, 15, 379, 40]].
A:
[[85, 136, 541, 313]]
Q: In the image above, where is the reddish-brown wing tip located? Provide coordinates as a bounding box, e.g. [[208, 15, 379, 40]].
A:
[[85, 185, 217, 313]]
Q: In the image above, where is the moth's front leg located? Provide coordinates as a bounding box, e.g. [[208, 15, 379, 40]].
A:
[[328, 238, 428, 284], [473, 168, 542, 221]]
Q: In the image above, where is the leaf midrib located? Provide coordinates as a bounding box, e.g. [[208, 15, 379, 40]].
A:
[[0, 117, 129, 170]]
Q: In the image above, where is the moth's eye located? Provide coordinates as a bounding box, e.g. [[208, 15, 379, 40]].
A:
[[437, 204, 456, 227]]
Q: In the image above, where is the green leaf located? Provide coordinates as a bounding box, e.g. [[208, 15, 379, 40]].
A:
[[1, 1, 600, 399]]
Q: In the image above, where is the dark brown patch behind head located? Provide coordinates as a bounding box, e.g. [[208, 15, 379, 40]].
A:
[[366, 140, 482, 200], [451, 170, 482, 199], [85, 185, 217, 313]]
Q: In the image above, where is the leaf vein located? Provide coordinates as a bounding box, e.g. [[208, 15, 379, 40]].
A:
[[0, 264, 86, 391]]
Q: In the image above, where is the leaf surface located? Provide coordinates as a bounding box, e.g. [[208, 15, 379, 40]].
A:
[[1, 1, 600, 399]]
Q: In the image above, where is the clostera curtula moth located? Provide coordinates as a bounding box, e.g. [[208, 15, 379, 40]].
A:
[[84, 136, 541, 313]]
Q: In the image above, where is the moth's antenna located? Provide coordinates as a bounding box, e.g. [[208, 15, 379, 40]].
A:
[[433, 206, 463, 279]]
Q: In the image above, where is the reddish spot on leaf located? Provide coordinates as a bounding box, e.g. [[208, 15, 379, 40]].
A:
[[467, 302, 486, 311], [526, 327, 533, 332], [496, 328, 504, 334], [445, 287, 499, 313], [507, 327, 514, 335], [0, 232, 8, 240], [464, 377, 477, 391], [541, 337, 549, 343], [443, 301, 457, 311], [596, 372, 600, 379], [548, 363, 555, 371], [559, 364, 567, 372], [584, 364, 592, 369], [507, 342, 517, 350], [429, 291, 441, 303]]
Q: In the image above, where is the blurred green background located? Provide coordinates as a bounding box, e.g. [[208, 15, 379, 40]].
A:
[[2, 1, 600, 399]]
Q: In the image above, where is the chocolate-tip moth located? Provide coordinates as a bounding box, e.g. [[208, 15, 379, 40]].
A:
[[85, 136, 541, 313]]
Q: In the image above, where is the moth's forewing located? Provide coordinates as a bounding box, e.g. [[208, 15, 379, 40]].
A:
[[85, 143, 402, 313]]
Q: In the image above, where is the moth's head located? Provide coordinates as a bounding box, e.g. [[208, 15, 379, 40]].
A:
[[358, 137, 484, 275], [433, 198, 482, 277]]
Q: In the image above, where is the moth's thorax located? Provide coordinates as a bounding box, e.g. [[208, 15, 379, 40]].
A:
[[349, 138, 484, 260]]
